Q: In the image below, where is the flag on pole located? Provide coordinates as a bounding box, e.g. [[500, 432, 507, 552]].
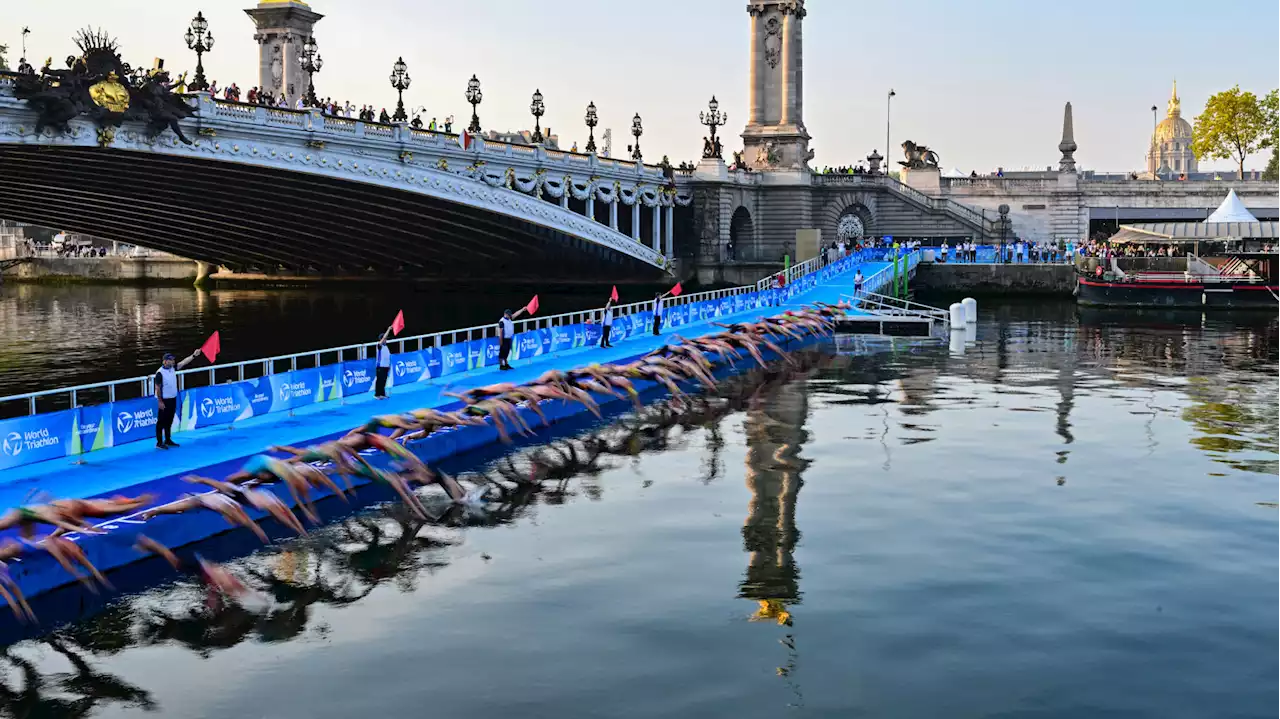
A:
[[609, 285, 619, 302], [390, 310, 406, 336], [525, 295, 540, 315], [669, 282, 683, 297], [200, 331, 221, 363], [458, 130, 472, 151]]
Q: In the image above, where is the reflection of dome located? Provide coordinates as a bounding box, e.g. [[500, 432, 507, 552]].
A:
[[1146, 81, 1198, 176]]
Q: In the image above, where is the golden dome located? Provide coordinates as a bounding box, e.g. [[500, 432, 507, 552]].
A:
[[1153, 80, 1193, 142]]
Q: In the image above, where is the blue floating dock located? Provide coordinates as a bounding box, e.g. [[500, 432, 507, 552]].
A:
[[0, 260, 885, 603]]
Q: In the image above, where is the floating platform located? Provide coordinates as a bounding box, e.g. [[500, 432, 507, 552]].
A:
[[834, 314, 937, 337]]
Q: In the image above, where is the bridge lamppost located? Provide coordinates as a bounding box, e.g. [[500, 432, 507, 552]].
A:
[[389, 57, 411, 123], [630, 113, 643, 161], [886, 88, 895, 166], [299, 36, 322, 108], [584, 101, 598, 154], [529, 89, 546, 144], [699, 94, 726, 159], [183, 11, 214, 92], [465, 75, 483, 133]]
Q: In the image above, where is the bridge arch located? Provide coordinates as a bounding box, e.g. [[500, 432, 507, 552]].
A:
[[729, 205, 756, 260], [821, 197, 875, 242]]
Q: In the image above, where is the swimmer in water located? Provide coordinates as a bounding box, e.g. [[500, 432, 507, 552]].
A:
[[0, 503, 106, 539], [0, 541, 35, 623], [181, 476, 309, 537], [224, 454, 320, 524], [134, 536, 255, 605], [40, 535, 111, 593]]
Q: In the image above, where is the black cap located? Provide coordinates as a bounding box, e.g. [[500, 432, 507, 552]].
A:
[[163, 352, 176, 361]]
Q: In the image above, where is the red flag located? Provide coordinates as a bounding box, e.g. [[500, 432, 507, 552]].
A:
[[390, 310, 405, 336], [669, 282, 683, 297], [200, 331, 221, 363], [609, 285, 619, 302], [525, 295, 540, 315]]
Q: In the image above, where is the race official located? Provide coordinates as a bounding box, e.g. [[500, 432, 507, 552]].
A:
[[374, 326, 393, 399], [600, 299, 615, 348], [497, 307, 528, 370], [155, 348, 201, 449]]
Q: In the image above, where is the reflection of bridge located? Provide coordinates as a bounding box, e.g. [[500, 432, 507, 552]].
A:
[[0, 77, 687, 280]]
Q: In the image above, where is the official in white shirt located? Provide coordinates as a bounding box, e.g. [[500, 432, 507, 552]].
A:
[[496, 307, 528, 370], [154, 348, 201, 449], [374, 325, 393, 399], [600, 299, 615, 348], [652, 292, 665, 336]]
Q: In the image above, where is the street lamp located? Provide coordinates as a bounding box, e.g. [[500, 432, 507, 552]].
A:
[[886, 88, 896, 166], [699, 94, 726, 158], [465, 74, 482, 133], [631, 113, 643, 161], [1150, 104, 1159, 174], [584, 101, 598, 154], [299, 36, 322, 108], [183, 11, 214, 92], [529, 89, 545, 144], [389, 57, 411, 122]]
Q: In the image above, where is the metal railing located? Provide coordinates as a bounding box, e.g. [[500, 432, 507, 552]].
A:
[[0, 255, 861, 418], [853, 291, 950, 322]]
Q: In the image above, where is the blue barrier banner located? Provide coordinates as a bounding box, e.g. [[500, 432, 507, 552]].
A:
[[719, 298, 732, 316], [239, 376, 275, 417], [180, 382, 252, 431], [512, 330, 544, 362], [585, 324, 602, 346], [571, 324, 588, 349], [269, 368, 321, 412], [0, 409, 77, 470], [550, 326, 574, 353], [340, 359, 376, 397], [390, 350, 429, 386], [317, 364, 342, 402], [423, 347, 443, 379], [469, 337, 498, 370], [72, 404, 112, 455], [110, 397, 161, 447], [440, 343, 468, 376]]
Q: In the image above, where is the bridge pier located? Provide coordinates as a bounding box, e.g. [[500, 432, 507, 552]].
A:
[[193, 260, 215, 288]]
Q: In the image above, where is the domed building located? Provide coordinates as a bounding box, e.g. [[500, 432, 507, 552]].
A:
[[1146, 81, 1197, 176]]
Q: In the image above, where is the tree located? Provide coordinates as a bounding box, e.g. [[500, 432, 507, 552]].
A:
[[0, 45, 8, 71], [1191, 86, 1269, 179], [1259, 149, 1280, 179]]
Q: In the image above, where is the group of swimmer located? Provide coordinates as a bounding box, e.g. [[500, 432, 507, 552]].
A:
[[0, 302, 849, 622]]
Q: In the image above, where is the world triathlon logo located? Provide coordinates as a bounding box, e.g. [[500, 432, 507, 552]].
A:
[[343, 369, 354, 387], [2, 432, 22, 457], [279, 383, 291, 402], [116, 411, 134, 434], [200, 398, 217, 419], [394, 360, 406, 377]]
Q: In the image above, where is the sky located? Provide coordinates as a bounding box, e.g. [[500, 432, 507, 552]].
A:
[[5, 0, 1278, 173]]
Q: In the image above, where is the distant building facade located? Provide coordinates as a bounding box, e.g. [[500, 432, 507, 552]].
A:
[[1146, 82, 1197, 176]]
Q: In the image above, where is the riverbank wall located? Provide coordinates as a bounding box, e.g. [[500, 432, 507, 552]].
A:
[[913, 263, 1076, 295], [2, 257, 198, 284]]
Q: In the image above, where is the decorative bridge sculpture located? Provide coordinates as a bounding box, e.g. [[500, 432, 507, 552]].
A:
[[0, 36, 688, 279]]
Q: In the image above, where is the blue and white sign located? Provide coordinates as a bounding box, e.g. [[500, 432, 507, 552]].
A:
[[512, 330, 545, 362], [0, 409, 76, 470], [111, 397, 161, 447], [440, 343, 467, 377], [390, 350, 429, 386], [269, 368, 321, 412], [73, 404, 112, 454], [340, 359, 376, 397], [550, 326, 574, 354]]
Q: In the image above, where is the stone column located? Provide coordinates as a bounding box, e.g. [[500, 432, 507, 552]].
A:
[[609, 199, 619, 230], [586, 195, 595, 223], [560, 189, 569, 209], [631, 202, 641, 241], [779, 7, 793, 126], [651, 205, 661, 251], [664, 205, 674, 257], [792, 6, 804, 127], [281, 33, 298, 105], [748, 7, 763, 125]]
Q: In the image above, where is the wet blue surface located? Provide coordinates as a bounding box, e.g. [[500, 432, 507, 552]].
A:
[[0, 300, 1273, 719]]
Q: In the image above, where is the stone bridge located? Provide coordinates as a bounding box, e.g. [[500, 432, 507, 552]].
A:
[[0, 75, 689, 281]]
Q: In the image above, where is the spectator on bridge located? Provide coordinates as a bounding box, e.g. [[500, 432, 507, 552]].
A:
[[497, 307, 529, 370], [379, 108, 392, 124], [247, 86, 258, 104], [411, 115, 423, 129], [277, 93, 288, 108], [295, 96, 305, 110], [600, 298, 615, 348], [208, 80, 219, 97], [155, 347, 202, 449], [444, 116, 454, 133], [429, 118, 438, 131], [374, 326, 393, 399]]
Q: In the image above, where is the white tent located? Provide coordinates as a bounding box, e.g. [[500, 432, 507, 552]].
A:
[[1204, 189, 1258, 223], [942, 167, 967, 178]]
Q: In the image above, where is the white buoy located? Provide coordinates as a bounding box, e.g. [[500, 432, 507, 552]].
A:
[[949, 327, 966, 355], [965, 322, 977, 346], [949, 302, 964, 327], [962, 297, 978, 324], [922, 249, 936, 263]]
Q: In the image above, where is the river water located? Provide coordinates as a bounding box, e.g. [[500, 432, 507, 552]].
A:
[[0, 297, 1275, 718]]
